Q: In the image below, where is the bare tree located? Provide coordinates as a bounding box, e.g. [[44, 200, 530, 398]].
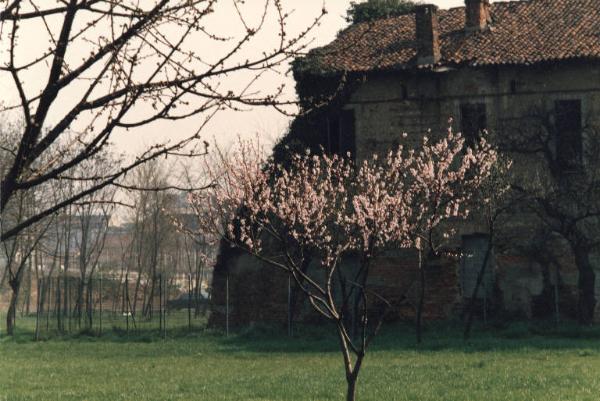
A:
[[1, 181, 54, 335], [120, 160, 175, 318], [462, 156, 513, 340], [501, 109, 600, 325], [70, 157, 116, 328], [1, 120, 56, 334], [0, 0, 325, 242]]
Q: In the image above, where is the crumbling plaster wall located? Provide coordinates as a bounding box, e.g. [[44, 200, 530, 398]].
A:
[[210, 246, 445, 327], [210, 62, 600, 328], [344, 61, 600, 319], [348, 62, 600, 161]]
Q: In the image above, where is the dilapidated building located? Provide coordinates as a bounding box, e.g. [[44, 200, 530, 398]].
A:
[[210, 0, 600, 328]]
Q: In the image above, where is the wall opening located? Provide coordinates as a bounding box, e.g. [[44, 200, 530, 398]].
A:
[[554, 99, 582, 171], [460, 103, 487, 146], [327, 109, 356, 158]]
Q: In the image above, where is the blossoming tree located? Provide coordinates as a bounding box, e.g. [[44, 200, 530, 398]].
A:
[[407, 129, 498, 343], [190, 131, 497, 401]]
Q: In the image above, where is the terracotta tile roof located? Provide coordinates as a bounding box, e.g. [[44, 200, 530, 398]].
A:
[[303, 0, 600, 73]]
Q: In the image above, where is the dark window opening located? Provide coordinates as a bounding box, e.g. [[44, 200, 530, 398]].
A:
[[327, 109, 356, 158], [555, 99, 582, 171], [510, 80, 518, 94], [460, 103, 487, 147], [400, 84, 408, 100], [435, 77, 442, 93]]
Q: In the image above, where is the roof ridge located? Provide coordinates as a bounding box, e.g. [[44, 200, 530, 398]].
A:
[[300, 0, 600, 73]]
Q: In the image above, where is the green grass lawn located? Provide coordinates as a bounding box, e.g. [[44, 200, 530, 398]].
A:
[[1, 320, 600, 401]]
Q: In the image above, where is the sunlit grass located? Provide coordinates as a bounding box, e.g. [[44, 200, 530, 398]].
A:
[[1, 320, 600, 400]]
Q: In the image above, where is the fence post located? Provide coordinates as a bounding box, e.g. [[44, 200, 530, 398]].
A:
[[226, 274, 229, 337], [46, 277, 51, 332], [483, 283, 487, 325], [287, 275, 292, 337], [125, 275, 130, 336], [56, 276, 61, 333], [89, 276, 93, 330], [163, 274, 167, 340], [554, 263, 560, 325], [188, 273, 192, 331], [99, 272, 103, 336], [159, 273, 163, 335], [34, 278, 41, 341]]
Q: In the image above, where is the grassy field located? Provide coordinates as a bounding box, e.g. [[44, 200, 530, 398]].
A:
[[1, 320, 600, 401]]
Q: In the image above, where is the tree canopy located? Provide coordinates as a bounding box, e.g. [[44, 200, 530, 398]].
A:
[[346, 0, 418, 24], [0, 1, 324, 242]]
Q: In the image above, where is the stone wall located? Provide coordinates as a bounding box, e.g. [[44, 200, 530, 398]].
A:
[[348, 62, 600, 161], [344, 60, 600, 321], [210, 247, 463, 328], [209, 60, 600, 328]]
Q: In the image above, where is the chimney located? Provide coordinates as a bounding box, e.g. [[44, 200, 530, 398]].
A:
[[465, 0, 491, 32], [415, 4, 441, 65]]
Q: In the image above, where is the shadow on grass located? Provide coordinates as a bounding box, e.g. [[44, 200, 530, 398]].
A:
[[3, 314, 600, 356], [218, 319, 600, 355]]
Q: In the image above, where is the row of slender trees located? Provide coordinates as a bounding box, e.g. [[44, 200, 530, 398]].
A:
[[1, 128, 213, 334], [0, 0, 324, 333]]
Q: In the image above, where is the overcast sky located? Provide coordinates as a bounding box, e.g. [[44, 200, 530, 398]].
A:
[[183, 0, 508, 151], [191, 0, 475, 150], [0, 0, 509, 154]]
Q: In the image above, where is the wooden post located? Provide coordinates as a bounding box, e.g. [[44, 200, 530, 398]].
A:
[[163, 274, 167, 340], [88, 276, 93, 330], [159, 273, 163, 334], [415, 243, 425, 344], [69, 277, 73, 332], [483, 282, 487, 325], [188, 273, 192, 331], [34, 278, 41, 341], [46, 277, 51, 332], [554, 263, 560, 325], [56, 276, 62, 333], [99, 272, 103, 336], [226, 274, 229, 337], [287, 275, 292, 337], [125, 275, 129, 335]]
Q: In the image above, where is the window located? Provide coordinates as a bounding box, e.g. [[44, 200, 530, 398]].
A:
[[460, 103, 487, 147], [327, 109, 356, 157], [400, 84, 408, 100], [555, 100, 582, 170], [460, 234, 494, 300]]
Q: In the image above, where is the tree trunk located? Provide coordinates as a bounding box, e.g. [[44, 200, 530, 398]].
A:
[[194, 264, 203, 317], [75, 278, 85, 327], [144, 274, 156, 319], [56, 277, 62, 332], [346, 375, 358, 401], [0, 266, 8, 288], [336, 319, 364, 401], [64, 273, 70, 332], [132, 271, 142, 315], [573, 247, 596, 325], [86, 278, 93, 329], [6, 280, 21, 336]]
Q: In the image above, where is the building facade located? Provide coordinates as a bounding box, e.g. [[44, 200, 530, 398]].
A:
[[210, 0, 600, 327]]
